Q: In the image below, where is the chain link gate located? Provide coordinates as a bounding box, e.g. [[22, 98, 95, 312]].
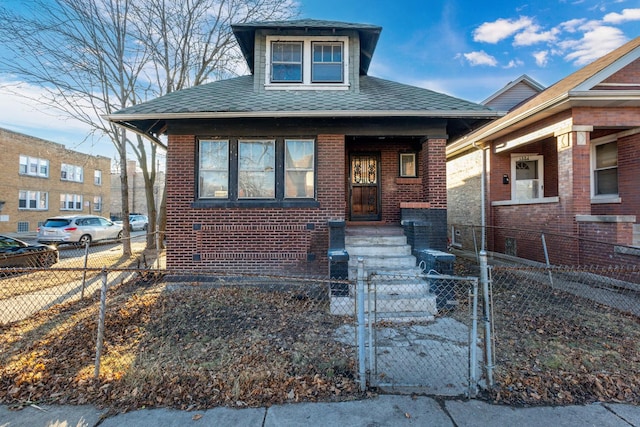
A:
[[357, 269, 481, 397]]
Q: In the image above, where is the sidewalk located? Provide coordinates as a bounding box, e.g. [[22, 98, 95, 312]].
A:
[[1, 395, 638, 426]]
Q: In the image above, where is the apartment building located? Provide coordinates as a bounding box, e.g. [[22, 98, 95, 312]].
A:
[[0, 127, 111, 234]]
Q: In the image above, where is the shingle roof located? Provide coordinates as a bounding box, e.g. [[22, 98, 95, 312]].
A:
[[112, 75, 495, 117]]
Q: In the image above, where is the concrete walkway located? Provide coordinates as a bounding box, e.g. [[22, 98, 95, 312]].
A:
[[1, 395, 638, 426]]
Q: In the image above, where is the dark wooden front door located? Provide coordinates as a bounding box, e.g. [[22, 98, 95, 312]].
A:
[[349, 153, 381, 221]]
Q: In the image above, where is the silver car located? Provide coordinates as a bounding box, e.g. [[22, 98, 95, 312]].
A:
[[37, 215, 123, 246]]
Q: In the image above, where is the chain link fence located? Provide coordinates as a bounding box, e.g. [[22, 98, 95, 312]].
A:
[[360, 271, 481, 397], [2, 226, 639, 409]]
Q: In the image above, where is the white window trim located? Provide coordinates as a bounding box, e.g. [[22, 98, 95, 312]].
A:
[[18, 190, 49, 210], [19, 155, 49, 178], [265, 35, 350, 91], [94, 170, 102, 186], [510, 153, 544, 202], [590, 135, 620, 203]]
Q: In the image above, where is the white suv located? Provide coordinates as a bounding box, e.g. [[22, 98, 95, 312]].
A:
[[129, 214, 149, 231], [37, 215, 123, 246]]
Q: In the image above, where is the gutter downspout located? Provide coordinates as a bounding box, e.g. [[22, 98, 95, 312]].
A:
[[473, 141, 493, 388]]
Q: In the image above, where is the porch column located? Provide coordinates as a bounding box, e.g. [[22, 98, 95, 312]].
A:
[[555, 129, 592, 264], [422, 137, 447, 209], [401, 138, 448, 252], [556, 129, 592, 220]]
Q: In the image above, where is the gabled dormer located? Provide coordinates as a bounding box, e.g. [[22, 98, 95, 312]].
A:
[[231, 19, 382, 92]]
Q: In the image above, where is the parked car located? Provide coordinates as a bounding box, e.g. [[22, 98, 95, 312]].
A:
[[37, 215, 123, 246], [128, 214, 149, 231], [0, 235, 59, 268]]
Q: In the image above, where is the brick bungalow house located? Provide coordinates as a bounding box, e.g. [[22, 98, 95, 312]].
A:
[[107, 19, 498, 276], [446, 36, 640, 266]]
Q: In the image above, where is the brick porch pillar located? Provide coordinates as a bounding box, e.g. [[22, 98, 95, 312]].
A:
[[556, 128, 592, 263]]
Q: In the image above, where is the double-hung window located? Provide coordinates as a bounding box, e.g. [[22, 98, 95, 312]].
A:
[[238, 140, 275, 199], [197, 138, 316, 205], [271, 42, 303, 83], [593, 139, 618, 197], [199, 140, 229, 199], [312, 42, 343, 83], [94, 170, 102, 186], [285, 140, 315, 198]]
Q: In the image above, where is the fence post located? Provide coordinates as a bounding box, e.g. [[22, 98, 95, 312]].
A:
[[479, 251, 494, 387], [469, 278, 479, 397], [80, 241, 90, 299], [356, 257, 367, 392], [94, 268, 107, 378]]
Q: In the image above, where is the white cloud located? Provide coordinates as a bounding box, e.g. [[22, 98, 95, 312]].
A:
[[473, 17, 533, 43], [561, 26, 628, 65], [514, 26, 560, 46], [462, 51, 499, 66], [559, 18, 587, 33], [533, 50, 550, 67], [603, 8, 640, 23], [504, 59, 524, 69]]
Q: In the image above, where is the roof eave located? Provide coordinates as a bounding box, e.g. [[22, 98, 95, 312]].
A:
[[446, 94, 571, 157], [106, 109, 501, 123]]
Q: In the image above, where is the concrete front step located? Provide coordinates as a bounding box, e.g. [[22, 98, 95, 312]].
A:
[[346, 234, 408, 246], [346, 244, 412, 257], [330, 295, 437, 322]]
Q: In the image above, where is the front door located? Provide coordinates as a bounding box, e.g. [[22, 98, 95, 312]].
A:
[[349, 153, 381, 221]]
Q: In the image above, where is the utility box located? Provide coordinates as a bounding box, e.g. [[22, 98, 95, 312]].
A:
[[419, 249, 456, 310]]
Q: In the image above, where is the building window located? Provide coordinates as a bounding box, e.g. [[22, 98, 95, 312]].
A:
[[271, 41, 303, 83], [312, 42, 343, 83], [511, 154, 543, 200], [93, 196, 102, 212], [199, 140, 229, 199], [238, 140, 275, 199], [94, 170, 102, 186], [197, 137, 316, 204], [18, 190, 48, 210], [60, 194, 83, 210], [19, 155, 49, 178], [285, 139, 315, 198], [593, 140, 618, 196], [266, 36, 349, 88], [61, 164, 83, 182], [399, 153, 417, 177]]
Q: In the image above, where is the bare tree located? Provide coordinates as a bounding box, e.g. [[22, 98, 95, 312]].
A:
[[0, 0, 297, 252], [127, 0, 297, 248]]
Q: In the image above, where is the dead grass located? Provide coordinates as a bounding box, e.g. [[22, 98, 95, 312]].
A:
[[0, 277, 361, 411]]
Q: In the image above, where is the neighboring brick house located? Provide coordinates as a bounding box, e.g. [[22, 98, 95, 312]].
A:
[[107, 19, 498, 275], [0, 127, 111, 234], [446, 36, 640, 265]]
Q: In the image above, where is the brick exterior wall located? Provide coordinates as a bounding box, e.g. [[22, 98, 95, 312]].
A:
[[165, 134, 346, 275], [0, 128, 111, 233], [484, 107, 639, 265]]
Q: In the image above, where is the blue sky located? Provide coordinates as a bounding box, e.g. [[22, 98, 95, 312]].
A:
[[0, 0, 638, 160]]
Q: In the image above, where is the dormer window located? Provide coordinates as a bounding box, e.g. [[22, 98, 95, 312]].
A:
[[266, 36, 349, 90]]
